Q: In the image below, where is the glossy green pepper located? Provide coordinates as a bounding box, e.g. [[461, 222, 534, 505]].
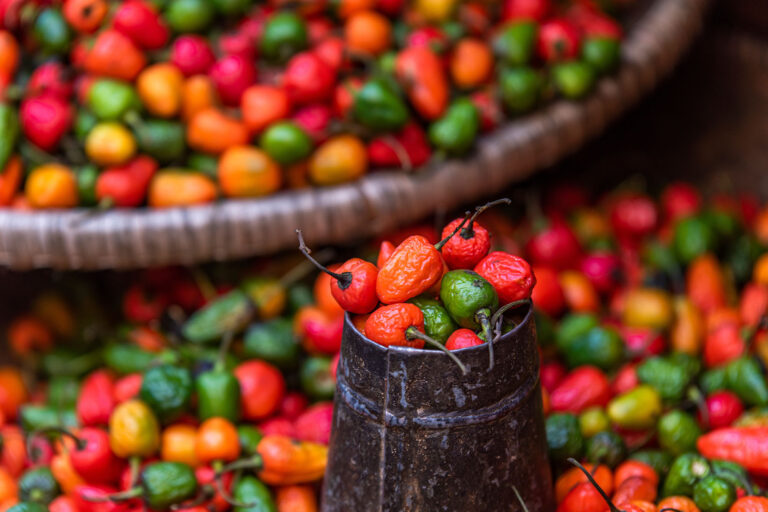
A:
[[630, 450, 673, 477], [353, 79, 409, 133], [561, 326, 623, 370], [552, 61, 595, 99], [183, 289, 252, 343], [6, 504, 47, 512], [658, 410, 702, 456], [133, 118, 186, 164], [117, 462, 198, 511], [238, 425, 263, 456], [584, 430, 626, 469], [74, 109, 98, 142], [710, 460, 751, 493], [581, 37, 621, 74], [233, 475, 277, 512], [0, 103, 19, 169], [18, 467, 59, 505], [103, 343, 156, 374], [287, 284, 314, 313], [408, 296, 457, 345], [439, 270, 498, 339], [498, 67, 543, 114], [260, 121, 314, 165], [196, 348, 241, 422], [187, 152, 218, 178], [300, 356, 335, 400], [46, 376, 80, 410], [493, 21, 537, 66], [702, 209, 741, 243], [725, 356, 768, 406], [76, 164, 99, 206], [32, 8, 71, 54], [244, 318, 300, 368], [674, 216, 716, 264], [662, 453, 711, 497], [139, 365, 193, 424], [19, 405, 77, 432], [637, 353, 699, 401], [700, 367, 728, 395], [260, 12, 308, 62], [693, 475, 736, 512], [166, 0, 215, 32], [556, 313, 599, 351], [429, 98, 479, 156], [88, 79, 141, 121], [41, 348, 101, 377], [607, 384, 662, 430], [545, 413, 583, 462]]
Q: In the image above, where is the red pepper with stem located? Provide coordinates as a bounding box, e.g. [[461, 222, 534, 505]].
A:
[[122, 282, 167, 323], [474, 251, 536, 305], [526, 216, 583, 271], [77, 370, 116, 427], [550, 366, 611, 414], [440, 198, 511, 270], [96, 155, 158, 208], [112, 0, 169, 50], [364, 303, 468, 374], [697, 427, 768, 475], [297, 230, 378, 315]]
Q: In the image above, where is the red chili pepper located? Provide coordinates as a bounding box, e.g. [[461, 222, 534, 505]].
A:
[[445, 328, 484, 350], [537, 18, 581, 62], [540, 360, 566, 393], [314, 36, 345, 72], [76, 370, 116, 427], [170, 35, 216, 76], [84, 30, 147, 81], [65, 427, 124, 484], [580, 252, 621, 296], [530, 266, 566, 317], [699, 391, 744, 430], [113, 373, 142, 403], [122, 282, 168, 323], [698, 427, 768, 475], [294, 401, 333, 445], [556, 481, 607, 512], [741, 282, 768, 328], [377, 240, 395, 269], [660, 181, 702, 222], [279, 391, 309, 421], [377, 0, 404, 16], [219, 30, 256, 59], [526, 217, 583, 271], [610, 194, 658, 241], [619, 326, 666, 360], [291, 103, 332, 143], [567, 4, 622, 39], [704, 323, 745, 368], [235, 360, 286, 421], [405, 26, 450, 54], [367, 122, 431, 170], [475, 251, 536, 304], [112, 0, 169, 50], [364, 303, 427, 348], [470, 89, 502, 132], [502, 0, 550, 21], [20, 95, 72, 151], [294, 306, 343, 355], [209, 54, 257, 106], [50, 496, 80, 512], [258, 416, 295, 438], [26, 61, 73, 100], [195, 465, 233, 512], [612, 363, 638, 395], [550, 366, 611, 413], [96, 155, 158, 208], [283, 51, 335, 105], [73, 483, 132, 512], [395, 46, 449, 120]]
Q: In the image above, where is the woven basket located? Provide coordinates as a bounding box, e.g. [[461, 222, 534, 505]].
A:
[[0, 0, 710, 270]]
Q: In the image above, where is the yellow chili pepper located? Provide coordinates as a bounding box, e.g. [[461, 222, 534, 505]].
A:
[[308, 135, 367, 186], [109, 399, 160, 458], [137, 63, 184, 118], [622, 287, 674, 330], [85, 122, 136, 166]]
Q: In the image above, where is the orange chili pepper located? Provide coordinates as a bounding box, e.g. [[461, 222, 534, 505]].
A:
[[314, 267, 346, 317], [364, 303, 428, 348], [7, 315, 53, 356], [555, 463, 613, 503], [613, 460, 658, 488], [0, 156, 21, 206], [162, 424, 200, 467], [187, 108, 249, 154], [0, 32, 18, 77], [377, 240, 395, 268], [276, 485, 318, 512], [50, 452, 85, 494], [195, 417, 240, 464], [256, 435, 327, 485], [0, 426, 26, 477], [612, 476, 657, 505], [559, 270, 600, 313], [0, 370, 26, 421], [182, 75, 218, 122], [754, 254, 768, 286], [656, 496, 700, 512], [308, 135, 367, 186], [136, 63, 184, 118], [241, 85, 291, 133], [670, 296, 704, 355], [706, 307, 740, 332], [0, 468, 16, 504], [376, 235, 447, 304], [218, 146, 282, 198], [25, 164, 79, 209], [687, 253, 728, 315], [336, 0, 376, 18], [63, 0, 108, 33], [740, 282, 768, 327], [395, 46, 449, 120], [627, 501, 656, 512], [84, 29, 146, 81], [450, 38, 493, 89], [730, 496, 768, 512], [345, 10, 391, 56], [148, 169, 217, 208]]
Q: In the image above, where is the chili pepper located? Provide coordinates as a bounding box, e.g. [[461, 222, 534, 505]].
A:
[[195, 417, 240, 467], [260, 12, 308, 62], [102, 344, 156, 375], [294, 402, 333, 445], [75, 370, 115, 426], [408, 295, 457, 344], [49, 495, 80, 512], [582, 37, 621, 74], [353, 79, 409, 133], [663, 453, 712, 497], [165, 0, 215, 32], [450, 37, 492, 89], [276, 485, 316, 512], [230, 476, 277, 511], [444, 328, 482, 350], [697, 427, 768, 476], [556, 481, 606, 512], [527, 217, 583, 271], [235, 360, 285, 421], [53, 451, 83, 494], [578, 406, 608, 438], [493, 21, 537, 66], [674, 216, 716, 264], [108, 399, 160, 458], [32, 8, 71, 55], [607, 384, 662, 430], [7, 504, 47, 512], [395, 46, 449, 120], [295, 307, 343, 355], [550, 366, 611, 414], [502, 0, 549, 21], [585, 430, 626, 468], [428, 97, 479, 156], [557, 313, 599, 349], [376, 235, 449, 304], [19, 95, 71, 152], [555, 463, 613, 503], [97, 462, 197, 511], [622, 287, 674, 330], [257, 122, 312, 167], [170, 36, 215, 76], [692, 475, 735, 512], [38, 427, 122, 485], [209, 54, 257, 107], [439, 200, 501, 270], [308, 134, 367, 186], [138, 364, 192, 424], [18, 467, 59, 505], [236, 425, 264, 457], [196, 338, 241, 423], [561, 324, 623, 370], [537, 18, 580, 62], [658, 410, 702, 456], [283, 52, 335, 106], [84, 30, 146, 81], [731, 497, 768, 512], [26, 61, 71, 101], [724, 357, 768, 406], [546, 413, 583, 461], [299, 356, 336, 400], [148, 169, 217, 208], [112, 1, 169, 50], [222, 435, 327, 486], [551, 60, 595, 99], [244, 318, 300, 369], [700, 391, 743, 429], [636, 353, 698, 402], [559, 270, 600, 312]]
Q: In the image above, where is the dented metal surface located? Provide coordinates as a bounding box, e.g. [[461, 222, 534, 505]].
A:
[[321, 304, 554, 512]]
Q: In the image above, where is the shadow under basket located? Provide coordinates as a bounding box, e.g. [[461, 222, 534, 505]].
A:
[[321, 305, 553, 512]]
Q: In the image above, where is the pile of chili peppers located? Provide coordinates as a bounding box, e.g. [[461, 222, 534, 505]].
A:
[[0, 0, 626, 209]]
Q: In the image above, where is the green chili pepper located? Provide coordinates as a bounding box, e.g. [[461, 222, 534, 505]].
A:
[[244, 318, 300, 368], [103, 343, 157, 374], [607, 384, 662, 430], [76, 164, 99, 206], [183, 289, 253, 343], [88, 79, 141, 121], [700, 367, 729, 395], [6, 504, 47, 512], [556, 313, 599, 351], [658, 410, 702, 456], [726, 234, 763, 286], [233, 475, 277, 512], [663, 453, 711, 497], [18, 467, 59, 505], [428, 98, 479, 156], [439, 270, 498, 342], [408, 296, 457, 345], [260, 12, 308, 62], [115, 462, 198, 511], [132, 118, 186, 164], [702, 209, 741, 244], [260, 121, 314, 165], [46, 376, 80, 410], [561, 326, 623, 370], [693, 475, 736, 512], [19, 405, 77, 432], [139, 365, 193, 424], [637, 353, 699, 401], [41, 348, 102, 377], [33, 8, 71, 55], [725, 357, 768, 406], [493, 21, 537, 66], [711, 460, 750, 492], [584, 430, 626, 469], [630, 450, 673, 477], [166, 0, 215, 32], [353, 79, 409, 133], [238, 425, 263, 456], [552, 61, 595, 99], [187, 152, 218, 179], [196, 345, 241, 423], [300, 356, 335, 400], [674, 216, 716, 264], [545, 413, 583, 462], [643, 240, 681, 275], [498, 67, 543, 114], [581, 37, 621, 74], [0, 103, 19, 170], [74, 109, 98, 142], [287, 284, 314, 314]]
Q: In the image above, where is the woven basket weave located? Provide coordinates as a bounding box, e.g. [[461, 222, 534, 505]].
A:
[[0, 0, 710, 269]]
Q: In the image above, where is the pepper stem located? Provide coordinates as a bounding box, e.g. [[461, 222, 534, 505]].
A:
[[489, 299, 531, 339], [82, 486, 143, 503], [687, 387, 709, 429], [461, 198, 511, 239], [296, 229, 353, 289], [219, 454, 264, 474], [512, 486, 529, 512], [213, 469, 253, 508], [128, 456, 141, 489], [567, 458, 621, 512], [434, 212, 471, 251], [215, 331, 235, 372], [405, 327, 468, 375], [476, 309, 495, 371], [27, 427, 85, 463]]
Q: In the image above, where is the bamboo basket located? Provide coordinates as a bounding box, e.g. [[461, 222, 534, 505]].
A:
[[0, 0, 710, 269]]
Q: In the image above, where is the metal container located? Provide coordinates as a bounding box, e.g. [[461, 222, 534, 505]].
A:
[[321, 304, 553, 512]]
